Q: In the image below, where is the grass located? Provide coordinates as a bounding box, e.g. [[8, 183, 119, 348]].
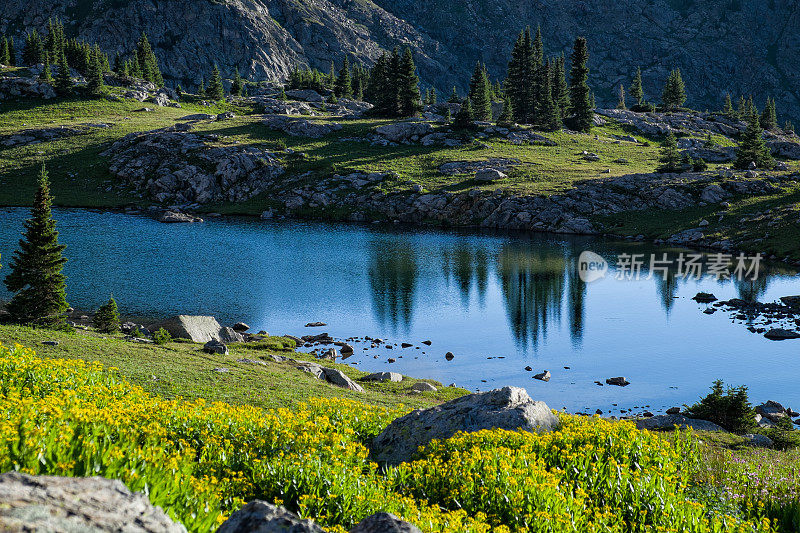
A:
[[0, 324, 467, 410]]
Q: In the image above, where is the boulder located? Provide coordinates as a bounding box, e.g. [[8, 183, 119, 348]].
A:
[[218, 500, 326, 533], [321, 367, 365, 392], [349, 512, 421, 533], [764, 328, 800, 340], [756, 401, 789, 422], [374, 122, 433, 143], [232, 322, 250, 332], [285, 89, 324, 102], [533, 370, 551, 382], [262, 116, 342, 138], [150, 315, 245, 343], [158, 210, 203, 223], [605, 377, 630, 387], [370, 387, 559, 464], [474, 168, 507, 182], [204, 340, 228, 355], [0, 472, 186, 532], [361, 372, 403, 382], [410, 382, 438, 392], [743, 434, 774, 448], [634, 415, 726, 432]]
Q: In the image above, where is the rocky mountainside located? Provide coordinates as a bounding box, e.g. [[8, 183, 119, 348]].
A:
[[2, 0, 800, 120]]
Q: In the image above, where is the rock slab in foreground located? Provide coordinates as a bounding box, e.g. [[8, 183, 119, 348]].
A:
[[218, 500, 326, 532], [370, 386, 559, 465], [151, 315, 244, 344], [0, 472, 186, 533], [349, 512, 422, 533], [634, 414, 726, 432]]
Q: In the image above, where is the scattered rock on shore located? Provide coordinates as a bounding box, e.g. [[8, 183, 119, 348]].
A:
[[218, 500, 326, 533]]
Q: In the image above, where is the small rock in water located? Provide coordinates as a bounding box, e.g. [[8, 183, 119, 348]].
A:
[[422, 340, 432, 345], [692, 292, 718, 303], [605, 377, 630, 387], [764, 328, 800, 340], [533, 371, 551, 382], [666, 407, 681, 415], [232, 322, 250, 332], [387, 358, 396, 363], [401, 342, 413, 348], [445, 352, 455, 361], [524, 366, 533, 371], [305, 322, 327, 327]]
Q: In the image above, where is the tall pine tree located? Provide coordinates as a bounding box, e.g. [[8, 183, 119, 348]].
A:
[[231, 67, 243, 96], [662, 69, 686, 110], [540, 61, 561, 131], [23, 31, 43, 65], [551, 55, 570, 120], [454, 98, 475, 129], [736, 111, 774, 169], [657, 133, 682, 173], [335, 56, 353, 98], [760, 97, 777, 131], [497, 95, 514, 127], [0, 37, 9, 66], [86, 47, 105, 95], [397, 47, 421, 117], [38, 56, 53, 84], [468, 62, 492, 121], [506, 30, 529, 123], [4, 164, 69, 327], [568, 37, 593, 132], [629, 67, 644, 107], [616, 83, 627, 110], [723, 93, 736, 118], [54, 51, 72, 96], [206, 64, 224, 100]]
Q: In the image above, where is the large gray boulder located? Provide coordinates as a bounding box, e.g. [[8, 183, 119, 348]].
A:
[[150, 315, 245, 343], [321, 367, 365, 392], [374, 122, 433, 143], [349, 513, 421, 533], [0, 472, 186, 532], [217, 501, 326, 533], [262, 116, 342, 138], [634, 415, 726, 432], [370, 386, 559, 465]]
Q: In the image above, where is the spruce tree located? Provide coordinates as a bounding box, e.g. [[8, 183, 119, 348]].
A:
[[231, 67, 243, 96], [38, 56, 53, 84], [735, 112, 774, 170], [443, 106, 452, 123], [662, 69, 686, 110], [540, 62, 561, 131], [468, 62, 492, 122], [448, 86, 460, 103], [86, 48, 105, 95], [277, 85, 287, 101], [657, 133, 682, 173], [616, 83, 626, 110], [198, 78, 205, 97], [497, 95, 514, 127], [746, 96, 756, 119], [430, 87, 437, 106], [397, 47, 421, 117], [629, 67, 644, 107], [4, 164, 69, 327], [760, 97, 777, 131], [94, 295, 121, 333], [335, 56, 352, 98], [54, 52, 72, 96], [7, 37, 15, 66], [136, 33, 163, 86], [723, 93, 736, 118], [206, 64, 224, 100], [551, 55, 570, 120], [737, 95, 748, 118], [785, 120, 795, 135], [388, 48, 403, 116], [23, 31, 43, 65], [328, 60, 337, 89], [567, 37, 593, 132], [506, 30, 529, 123], [0, 37, 9, 66], [454, 98, 475, 129]]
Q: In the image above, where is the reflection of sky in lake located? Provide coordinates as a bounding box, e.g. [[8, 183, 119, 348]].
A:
[[1, 207, 799, 413]]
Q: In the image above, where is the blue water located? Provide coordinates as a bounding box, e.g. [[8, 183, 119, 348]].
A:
[[2, 207, 799, 414]]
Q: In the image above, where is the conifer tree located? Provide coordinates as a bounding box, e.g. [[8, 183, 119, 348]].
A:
[[388, 47, 403, 116], [86, 48, 105, 95], [506, 30, 529, 123], [176, 84, 182, 98], [662, 69, 686, 110], [497, 95, 514, 127], [366, 53, 393, 115], [4, 164, 69, 327], [760, 97, 777, 131], [737, 95, 748, 118], [723, 93, 736, 118], [38, 56, 53, 84], [746, 96, 756, 119], [328, 60, 336, 89], [23, 31, 43, 65], [44, 18, 65, 63], [54, 52, 72, 96], [448, 86, 460, 103], [397, 47, 421, 117], [7, 37, 15, 66], [540, 61, 561, 131], [551, 55, 569, 120], [629, 67, 644, 107], [113, 52, 123, 75], [616, 83, 627, 110], [454, 98, 475, 129], [443, 107, 452, 123], [94, 295, 121, 333], [568, 37, 593, 132], [136, 33, 163, 86], [335, 56, 352, 98], [468, 62, 492, 122], [736, 112, 774, 170], [657, 133, 682, 173], [0, 37, 9, 66], [231, 67, 243, 96], [429, 87, 437, 106], [206, 64, 224, 100], [198, 78, 205, 97], [277, 85, 287, 101], [784, 120, 795, 135]]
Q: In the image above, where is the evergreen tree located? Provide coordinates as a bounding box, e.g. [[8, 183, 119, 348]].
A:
[[737, 95, 748, 118], [567, 37, 593, 132], [785, 120, 795, 135], [723, 93, 736, 118], [388, 47, 403, 116], [7, 37, 15, 66], [551, 55, 570, 119], [448, 86, 460, 103], [277, 85, 287, 101], [429, 87, 437, 106], [54, 52, 72, 96], [453, 98, 475, 129], [206, 64, 224, 100], [198, 78, 205, 96], [94, 295, 121, 333], [540, 61, 561, 131], [327, 60, 336, 89], [760, 97, 777, 131], [136, 33, 163, 86], [506, 29, 529, 123], [616, 83, 626, 110], [176, 84, 182, 98], [0, 37, 9, 66], [23, 31, 43, 65], [231, 67, 243, 96], [397, 47, 421, 117], [497, 95, 514, 127], [38, 56, 53, 84], [443, 106, 452, 123], [4, 164, 69, 327], [335, 56, 352, 98], [86, 48, 105, 95], [44, 18, 65, 63], [657, 133, 682, 173], [527, 26, 546, 123], [735, 111, 774, 170], [629, 67, 644, 107], [662, 69, 686, 110], [468, 62, 492, 122], [366, 53, 392, 115]]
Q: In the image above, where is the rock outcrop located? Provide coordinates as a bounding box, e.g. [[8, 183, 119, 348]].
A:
[[370, 386, 559, 464], [262, 116, 342, 138], [0, 472, 186, 533], [150, 315, 245, 344]]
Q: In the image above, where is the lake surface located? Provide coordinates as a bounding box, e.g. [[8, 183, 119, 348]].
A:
[[2, 207, 799, 414]]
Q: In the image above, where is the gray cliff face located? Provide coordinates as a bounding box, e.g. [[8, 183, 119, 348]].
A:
[[2, 0, 800, 120]]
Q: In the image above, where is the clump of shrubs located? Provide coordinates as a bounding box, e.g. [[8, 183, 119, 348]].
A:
[[93, 295, 120, 333], [153, 327, 172, 345], [685, 379, 755, 433]]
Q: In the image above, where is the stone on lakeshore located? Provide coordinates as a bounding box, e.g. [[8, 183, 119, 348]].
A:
[[361, 372, 403, 382], [150, 315, 245, 344], [0, 472, 186, 533], [605, 377, 630, 387], [204, 340, 229, 355], [218, 500, 326, 533], [634, 414, 725, 432], [305, 322, 327, 327], [666, 407, 681, 415], [232, 322, 250, 332], [349, 512, 422, 533], [321, 367, 364, 392], [158, 210, 203, 223], [533, 370, 551, 382], [370, 387, 559, 465], [764, 328, 800, 340], [410, 382, 437, 392]]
